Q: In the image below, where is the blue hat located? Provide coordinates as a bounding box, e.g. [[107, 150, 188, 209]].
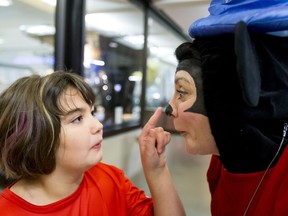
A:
[[189, 0, 288, 37]]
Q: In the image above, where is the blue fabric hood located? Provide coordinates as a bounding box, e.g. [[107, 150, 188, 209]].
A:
[[189, 0, 288, 37]]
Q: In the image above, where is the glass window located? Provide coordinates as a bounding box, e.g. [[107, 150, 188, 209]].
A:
[[144, 11, 187, 131], [0, 0, 56, 189], [84, 0, 144, 130], [0, 0, 55, 92], [146, 14, 186, 109]]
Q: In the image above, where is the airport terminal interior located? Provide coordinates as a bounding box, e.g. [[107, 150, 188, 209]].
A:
[[0, 0, 212, 215]]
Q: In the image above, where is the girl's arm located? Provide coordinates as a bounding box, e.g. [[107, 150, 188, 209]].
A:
[[138, 107, 186, 216]]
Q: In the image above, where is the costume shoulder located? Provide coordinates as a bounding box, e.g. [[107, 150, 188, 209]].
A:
[[189, 0, 288, 37], [251, 144, 288, 215]]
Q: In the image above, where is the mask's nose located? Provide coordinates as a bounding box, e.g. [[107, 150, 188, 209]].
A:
[[165, 104, 173, 116]]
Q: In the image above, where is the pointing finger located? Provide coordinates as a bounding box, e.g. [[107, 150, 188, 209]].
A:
[[142, 107, 163, 134]]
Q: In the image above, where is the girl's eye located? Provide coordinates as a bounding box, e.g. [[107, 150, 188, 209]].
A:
[[91, 110, 97, 118], [72, 116, 83, 124]]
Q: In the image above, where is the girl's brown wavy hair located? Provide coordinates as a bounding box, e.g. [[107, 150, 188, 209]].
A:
[[0, 71, 95, 179]]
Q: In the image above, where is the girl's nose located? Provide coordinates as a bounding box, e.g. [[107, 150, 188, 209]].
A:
[[91, 118, 103, 134]]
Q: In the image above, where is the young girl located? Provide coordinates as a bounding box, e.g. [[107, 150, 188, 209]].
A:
[[0, 71, 185, 216]]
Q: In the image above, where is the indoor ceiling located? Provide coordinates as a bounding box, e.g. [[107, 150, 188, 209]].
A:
[[0, 0, 210, 55], [152, 0, 210, 36]]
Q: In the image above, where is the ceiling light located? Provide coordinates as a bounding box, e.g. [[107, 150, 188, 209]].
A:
[[86, 13, 119, 33], [19, 25, 55, 36], [122, 35, 144, 45], [0, 0, 12, 7], [109, 42, 118, 48], [41, 0, 56, 7], [86, 13, 138, 36], [114, 35, 144, 50], [128, 75, 142, 82]]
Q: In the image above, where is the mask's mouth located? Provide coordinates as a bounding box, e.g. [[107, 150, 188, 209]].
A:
[[179, 131, 187, 136]]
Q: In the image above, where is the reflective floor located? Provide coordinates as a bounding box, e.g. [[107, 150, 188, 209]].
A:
[[102, 129, 211, 216]]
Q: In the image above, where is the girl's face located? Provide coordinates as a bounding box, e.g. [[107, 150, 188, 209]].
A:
[[56, 87, 103, 173], [168, 70, 218, 155]]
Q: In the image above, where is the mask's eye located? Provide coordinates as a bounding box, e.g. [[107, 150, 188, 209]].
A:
[[177, 89, 187, 100]]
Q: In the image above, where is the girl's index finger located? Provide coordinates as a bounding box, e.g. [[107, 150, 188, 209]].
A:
[[142, 107, 163, 133]]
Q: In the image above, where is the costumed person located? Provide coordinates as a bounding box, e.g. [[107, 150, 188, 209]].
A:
[[0, 71, 185, 216], [140, 0, 288, 215]]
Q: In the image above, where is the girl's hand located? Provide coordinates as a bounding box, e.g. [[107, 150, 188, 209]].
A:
[[139, 107, 171, 172]]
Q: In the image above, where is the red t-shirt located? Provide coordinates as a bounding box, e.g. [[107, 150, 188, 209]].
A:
[[0, 163, 153, 216], [208, 144, 288, 216]]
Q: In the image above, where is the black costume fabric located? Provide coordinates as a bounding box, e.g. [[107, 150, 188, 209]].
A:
[[174, 42, 207, 116], [193, 22, 288, 173]]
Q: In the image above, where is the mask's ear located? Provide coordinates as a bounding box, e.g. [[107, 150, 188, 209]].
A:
[[235, 21, 261, 107]]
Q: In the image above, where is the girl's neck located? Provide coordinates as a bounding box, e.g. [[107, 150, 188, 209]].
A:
[[10, 172, 83, 205]]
